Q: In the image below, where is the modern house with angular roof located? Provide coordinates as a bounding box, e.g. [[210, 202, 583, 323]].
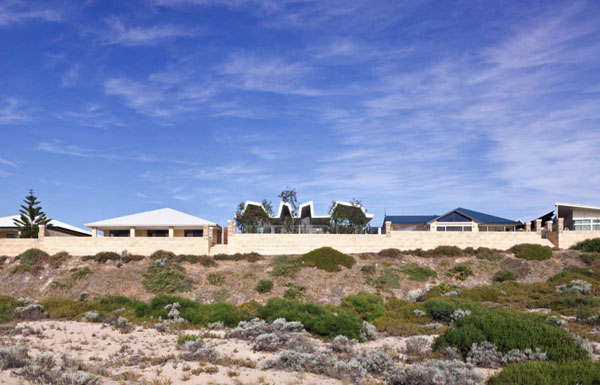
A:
[[383, 207, 519, 232], [0, 215, 91, 238], [555, 202, 600, 231], [240, 200, 374, 233], [86, 208, 221, 242]]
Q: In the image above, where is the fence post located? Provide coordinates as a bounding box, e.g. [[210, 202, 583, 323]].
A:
[[385, 221, 391, 238], [558, 218, 564, 233], [38, 224, 46, 239], [535, 219, 542, 235]]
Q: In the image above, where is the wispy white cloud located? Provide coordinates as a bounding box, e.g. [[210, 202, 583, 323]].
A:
[[0, 157, 17, 167], [56, 104, 124, 128], [0, 97, 29, 124], [60, 63, 80, 87], [102, 16, 197, 46], [0, 0, 61, 27], [221, 53, 323, 96], [37, 140, 160, 163]]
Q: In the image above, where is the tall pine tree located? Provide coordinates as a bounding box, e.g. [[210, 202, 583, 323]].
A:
[[13, 189, 52, 238]]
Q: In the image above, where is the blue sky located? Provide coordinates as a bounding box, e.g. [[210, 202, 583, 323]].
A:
[[1, 0, 599, 229]]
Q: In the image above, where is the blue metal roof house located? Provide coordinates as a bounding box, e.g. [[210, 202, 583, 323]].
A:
[[383, 207, 519, 233]]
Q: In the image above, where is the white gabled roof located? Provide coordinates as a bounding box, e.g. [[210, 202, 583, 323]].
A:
[[555, 202, 600, 211], [85, 208, 217, 228], [0, 215, 91, 236]]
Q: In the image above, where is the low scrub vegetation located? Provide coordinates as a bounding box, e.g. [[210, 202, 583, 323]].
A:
[[340, 291, 385, 321], [399, 263, 437, 282], [377, 248, 403, 258], [207, 272, 225, 286], [572, 238, 600, 253], [269, 256, 302, 278], [213, 252, 262, 262], [12, 248, 71, 274], [510, 243, 552, 261], [448, 263, 473, 281], [494, 270, 517, 282], [580, 252, 600, 265], [433, 307, 588, 361], [300, 247, 356, 272], [488, 361, 600, 385], [142, 262, 193, 294], [255, 279, 273, 294]]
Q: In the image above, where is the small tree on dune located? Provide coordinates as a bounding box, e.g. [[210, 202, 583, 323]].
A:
[[13, 189, 52, 238]]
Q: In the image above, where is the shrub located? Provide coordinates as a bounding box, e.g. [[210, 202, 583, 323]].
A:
[[0, 296, 19, 323], [300, 247, 356, 272], [378, 248, 402, 258], [387, 359, 482, 385], [283, 283, 306, 300], [375, 268, 401, 289], [448, 264, 473, 281], [49, 251, 71, 268], [425, 299, 463, 323], [71, 267, 93, 281], [494, 270, 517, 282], [214, 289, 229, 302], [433, 308, 588, 361], [572, 238, 600, 253], [142, 264, 193, 294], [150, 250, 176, 261], [257, 298, 364, 340], [255, 279, 273, 294], [213, 252, 262, 262], [341, 291, 385, 321], [269, 256, 302, 278], [487, 361, 600, 385], [399, 263, 437, 282], [13, 248, 50, 274], [94, 251, 121, 263], [207, 272, 225, 286], [580, 252, 600, 265], [176, 254, 217, 266], [361, 264, 376, 275], [476, 247, 503, 261], [510, 244, 552, 261]]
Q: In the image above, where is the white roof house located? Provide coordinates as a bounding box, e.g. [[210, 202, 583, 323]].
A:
[[0, 215, 91, 236], [85, 208, 220, 238]]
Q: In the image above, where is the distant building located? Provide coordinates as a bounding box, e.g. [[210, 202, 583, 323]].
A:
[[0, 215, 91, 238], [86, 208, 221, 242], [383, 207, 519, 232], [555, 202, 600, 231], [240, 200, 374, 233]]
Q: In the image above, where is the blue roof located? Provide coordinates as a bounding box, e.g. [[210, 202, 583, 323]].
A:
[[385, 215, 438, 225], [451, 207, 518, 225]]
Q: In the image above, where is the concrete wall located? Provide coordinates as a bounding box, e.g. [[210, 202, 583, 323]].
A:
[[0, 237, 210, 257], [224, 231, 553, 255], [557, 230, 600, 249]]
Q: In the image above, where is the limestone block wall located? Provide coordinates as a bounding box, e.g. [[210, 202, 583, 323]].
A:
[[223, 231, 553, 255], [0, 237, 210, 257], [557, 231, 600, 249]]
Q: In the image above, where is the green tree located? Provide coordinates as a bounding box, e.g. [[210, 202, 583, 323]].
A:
[[278, 187, 298, 233], [234, 199, 272, 233], [328, 199, 369, 234], [13, 189, 52, 238]]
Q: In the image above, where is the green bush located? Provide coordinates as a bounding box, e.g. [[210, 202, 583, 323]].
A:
[[207, 272, 225, 286], [378, 248, 402, 258], [361, 264, 376, 275], [487, 361, 600, 385], [257, 297, 364, 340], [92, 251, 120, 263], [448, 263, 474, 280], [177, 334, 201, 345], [580, 253, 600, 265], [494, 270, 517, 282], [340, 291, 385, 321], [255, 279, 273, 294], [572, 238, 600, 253], [150, 250, 176, 261], [142, 264, 193, 294], [269, 256, 302, 278], [426, 282, 459, 298], [425, 299, 463, 322], [375, 268, 401, 289], [476, 247, 503, 261], [434, 308, 588, 361], [300, 247, 356, 272], [399, 263, 437, 282], [213, 252, 262, 262], [18, 248, 49, 267], [176, 254, 217, 266], [0, 296, 18, 323], [71, 267, 93, 280], [283, 282, 305, 300], [510, 244, 552, 261]]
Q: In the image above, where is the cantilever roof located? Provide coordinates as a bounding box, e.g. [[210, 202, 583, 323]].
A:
[[0, 215, 91, 236], [555, 202, 600, 211], [242, 200, 374, 221], [85, 208, 217, 228]]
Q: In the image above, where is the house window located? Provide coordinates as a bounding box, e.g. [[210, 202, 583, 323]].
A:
[[437, 226, 472, 232], [109, 230, 130, 237], [574, 219, 600, 231], [148, 229, 168, 237], [184, 229, 203, 237], [6, 233, 18, 238]]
